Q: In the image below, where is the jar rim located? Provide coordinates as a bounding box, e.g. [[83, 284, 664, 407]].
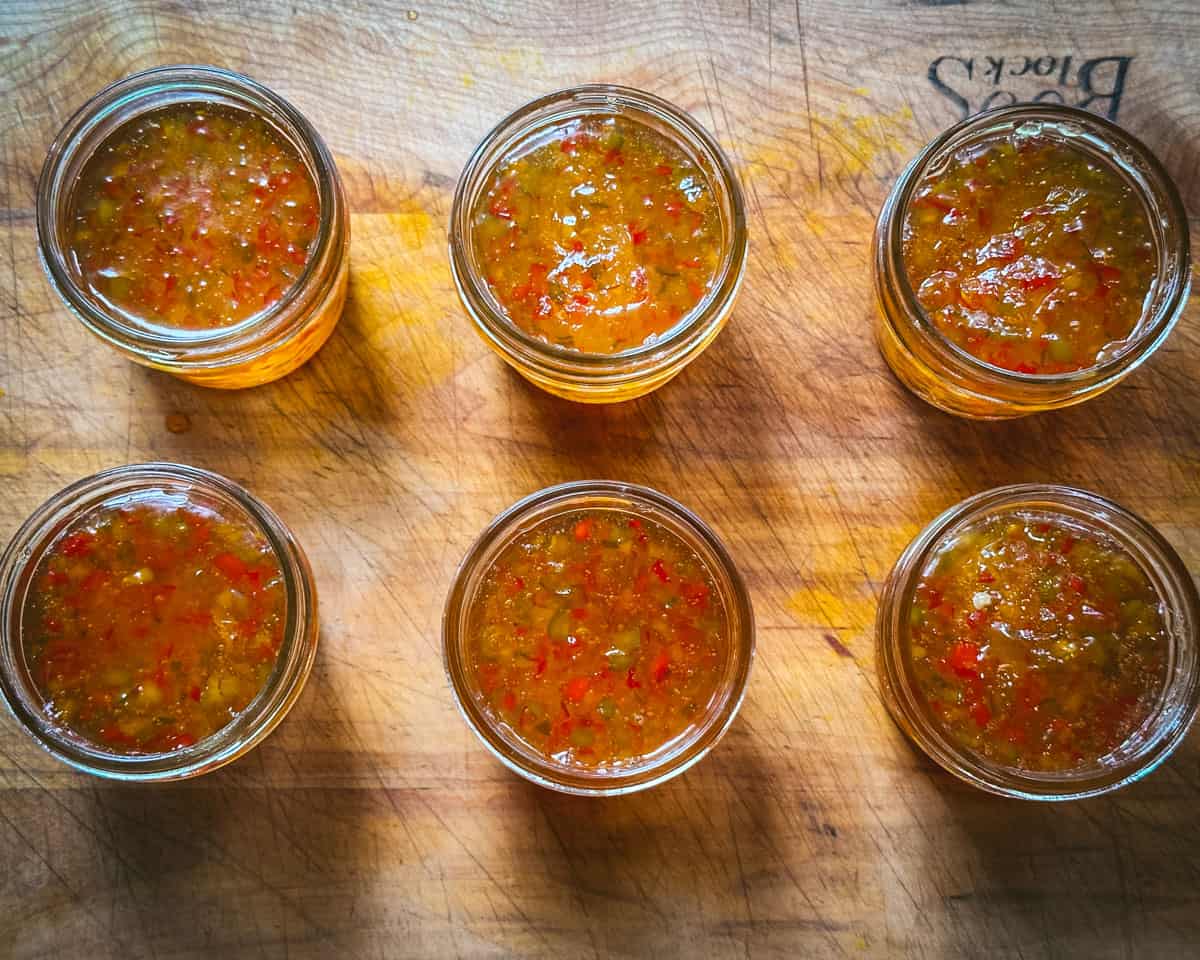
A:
[[878, 103, 1191, 391], [448, 84, 749, 384], [0, 462, 319, 781], [442, 480, 755, 795], [35, 64, 347, 372], [876, 483, 1200, 800]]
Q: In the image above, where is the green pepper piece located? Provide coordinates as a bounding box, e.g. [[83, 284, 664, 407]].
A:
[[1047, 338, 1075, 364], [605, 650, 632, 670], [548, 608, 570, 641], [1037, 575, 1059, 603], [1119, 599, 1147, 627], [478, 625, 505, 659], [612, 627, 641, 652]]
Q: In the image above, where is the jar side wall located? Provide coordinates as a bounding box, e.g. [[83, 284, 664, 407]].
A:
[[477, 288, 738, 403], [174, 238, 349, 388]]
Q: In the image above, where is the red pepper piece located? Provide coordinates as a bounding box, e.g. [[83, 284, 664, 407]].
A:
[[560, 132, 591, 154], [60, 532, 94, 557], [100, 725, 136, 746], [1094, 263, 1122, 296], [915, 193, 955, 213], [627, 222, 649, 246], [214, 552, 248, 580], [655, 164, 673, 176], [651, 652, 671, 683], [626, 668, 641, 689], [564, 676, 590, 703], [1067, 574, 1086, 595], [969, 701, 992, 728], [651, 559, 670, 583], [81, 569, 109, 593], [1021, 273, 1059, 291], [978, 233, 1023, 263], [683, 583, 710, 609], [949, 641, 981, 678]]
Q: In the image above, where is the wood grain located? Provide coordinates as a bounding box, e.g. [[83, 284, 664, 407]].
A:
[[2, 1, 1199, 957]]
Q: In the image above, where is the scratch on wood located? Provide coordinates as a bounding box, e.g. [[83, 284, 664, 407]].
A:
[[823, 633, 854, 658], [795, 0, 823, 189]]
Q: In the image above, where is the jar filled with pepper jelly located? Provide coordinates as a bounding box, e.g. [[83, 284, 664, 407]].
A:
[[873, 105, 1190, 419]]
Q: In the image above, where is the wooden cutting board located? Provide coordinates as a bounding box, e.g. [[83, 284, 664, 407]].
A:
[[1, 1, 1197, 957]]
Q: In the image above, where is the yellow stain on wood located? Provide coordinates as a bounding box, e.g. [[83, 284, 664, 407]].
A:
[[349, 210, 442, 314], [384, 209, 434, 248], [339, 208, 467, 388], [494, 48, 545, 76], [786, 585, 878, 658], [741, 100, 918, 187], [811, 103, 916, 178]]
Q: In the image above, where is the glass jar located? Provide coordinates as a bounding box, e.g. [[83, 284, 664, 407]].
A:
[[0, 463, 319, 780], [36, 65, 349, 389], [873, 105, 1191, 419], [448, 85, 749, 404], [876, 483, 1200, 800], [443, 480, 755, 794]]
